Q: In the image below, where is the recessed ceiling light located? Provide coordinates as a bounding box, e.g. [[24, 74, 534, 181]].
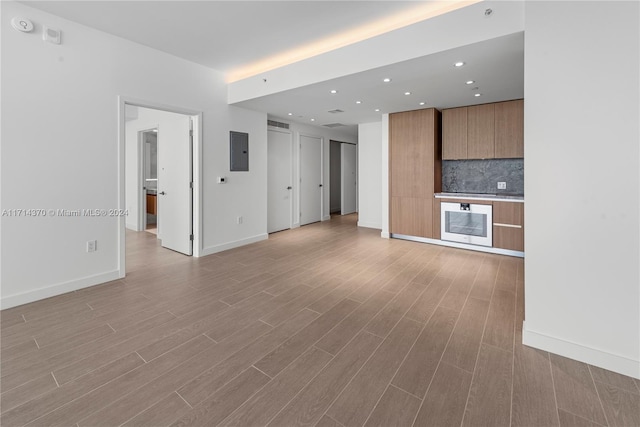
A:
[[383, 78, 392, 83], [375, 108, 381, 112], [474, 93, 482, 97], [288, 112, 293, 115], [356, 101, 362, 104], [454, 61, 465, 67], [466, 80, 475, 85], [330, 89, 337, 94], [310, 118, 315, 121], [419, 102, 426, 106], [404, 92, 411, 96]]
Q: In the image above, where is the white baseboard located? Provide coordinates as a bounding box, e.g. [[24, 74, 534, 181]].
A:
[[357, 221, 382, 230], [1, 270, 121, 310], [200, 233, 268, 257], [522, 321, 640, 379], [381, 231, 390, 239]]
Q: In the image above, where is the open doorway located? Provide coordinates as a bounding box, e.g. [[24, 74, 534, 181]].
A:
[[330, 140, 357, 216], [141, 129, 158, 234], [119, 99, 202, 276]]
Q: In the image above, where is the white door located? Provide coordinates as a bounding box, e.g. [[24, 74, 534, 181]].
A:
[[157, 115, 192, 255], [300, 135, 322, 225], [341, 143, 357, 215], [268, 129, 292, 233]]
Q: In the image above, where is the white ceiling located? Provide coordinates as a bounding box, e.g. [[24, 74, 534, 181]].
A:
[[22, 1, 524, 137]]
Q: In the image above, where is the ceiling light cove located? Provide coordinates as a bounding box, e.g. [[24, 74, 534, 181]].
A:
[[226, 0, 481, 82]]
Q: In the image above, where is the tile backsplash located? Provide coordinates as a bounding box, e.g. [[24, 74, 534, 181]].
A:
[[442, 159, 524, 195]]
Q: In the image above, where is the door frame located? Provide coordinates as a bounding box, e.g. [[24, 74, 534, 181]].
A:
[[137, 127, 159, 233], [117, 96, 203, 277], [267, 126, 294, 233], [340, 141, 358, 215]]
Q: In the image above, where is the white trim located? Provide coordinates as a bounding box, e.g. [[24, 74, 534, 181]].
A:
[[322, 215, 331, 221], [381, 231, 390, 239], [358, 221, 382, 230], [201, 233, 268, 256], [1, 271, 121, 310], [390, 233, 524, 258], [522, 321, 640, 380]]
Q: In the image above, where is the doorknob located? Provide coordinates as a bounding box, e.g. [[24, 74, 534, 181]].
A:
[[287, 186, 292, 190], [159, 191, 166, 195]]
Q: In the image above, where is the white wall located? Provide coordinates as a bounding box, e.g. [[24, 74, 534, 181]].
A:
[[357, 122, 382, 229], [381, 115, 390, 238], [125, 107, 189, 231], [1, 1, 266, 308], [523, 1, 640, 379]]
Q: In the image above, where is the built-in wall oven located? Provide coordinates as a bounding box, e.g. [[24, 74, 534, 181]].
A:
[[441, 202, 492, 247]]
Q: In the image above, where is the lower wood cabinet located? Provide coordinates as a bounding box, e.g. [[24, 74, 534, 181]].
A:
[[492, 201, 524, 251], [146, 194, 157, 215]]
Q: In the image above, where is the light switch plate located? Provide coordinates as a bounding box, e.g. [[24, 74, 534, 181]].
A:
[[497, 182, 507, 190]]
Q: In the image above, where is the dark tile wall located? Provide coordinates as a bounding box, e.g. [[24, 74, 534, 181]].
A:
[[442, 159, 524, 195]]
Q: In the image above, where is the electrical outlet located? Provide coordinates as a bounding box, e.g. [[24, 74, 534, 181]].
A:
[[237, 216, 243, 224], [87, 240, 97, 252], [497, 182, 507, 190]]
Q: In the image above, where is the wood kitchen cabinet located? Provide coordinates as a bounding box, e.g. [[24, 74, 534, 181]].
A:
[[493, 201, 524, 251], [442, 99, 523, 160], [389, 108, 441, 239], [467, 103, 495, 159], [495, 99, 524, 158], [442, 107, 467, 160]]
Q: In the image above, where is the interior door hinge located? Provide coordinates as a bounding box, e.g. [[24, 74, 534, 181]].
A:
[[190, 234, 194, 241], [189, 182, 193, 189], [189, 129, 193, 137]]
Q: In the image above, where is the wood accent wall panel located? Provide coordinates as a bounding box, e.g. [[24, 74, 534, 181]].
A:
[[442, 107, 467, 160], [389, 108, 440, 239], [389, 110, 434, 198], [467, 103, 495, 159], [495, 100, 524, 158], [391, 197, 432, 238]]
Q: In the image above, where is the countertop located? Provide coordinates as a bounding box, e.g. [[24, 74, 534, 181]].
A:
[[435, 192, 524, 202]]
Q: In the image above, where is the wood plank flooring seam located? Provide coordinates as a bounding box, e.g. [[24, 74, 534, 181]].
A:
[[588, 365, 612, 427], [315, 325, 389, 427], [459, 256, 500, 426]]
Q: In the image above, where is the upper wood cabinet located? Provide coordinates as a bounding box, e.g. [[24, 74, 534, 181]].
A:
[[389, 108, 441, 239], [494, 99, 524, 158], [442, 99, 523, 160], [468, 103, 495, 159], [442, 107, 467, 160]]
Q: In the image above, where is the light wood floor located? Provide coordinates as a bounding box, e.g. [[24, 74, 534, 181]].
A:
[[1, 214, 638, 427]]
